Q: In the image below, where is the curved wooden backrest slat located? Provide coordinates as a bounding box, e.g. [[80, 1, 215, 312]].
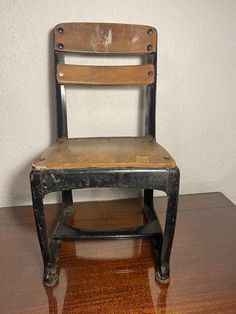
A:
[[57, 64, 155, 85], [54, 23, 157, 54]]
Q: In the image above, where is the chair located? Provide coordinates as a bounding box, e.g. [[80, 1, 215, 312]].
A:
[[30, 22, 180, 287]]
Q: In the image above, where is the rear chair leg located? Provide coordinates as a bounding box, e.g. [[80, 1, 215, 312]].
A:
[[30, 171, 59, 287], [62, 190, 73, 208], [62, 190, 75, 220], [155, 167, 180, 284]]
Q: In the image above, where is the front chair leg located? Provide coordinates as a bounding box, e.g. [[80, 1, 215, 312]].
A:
[[30, 170, 59, 287], [156, 167, 180, 283]]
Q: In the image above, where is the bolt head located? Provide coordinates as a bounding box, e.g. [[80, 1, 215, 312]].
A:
[[57, 27, 64, 34], [147, 44, 152, 52], [57, 43, 64, 49]]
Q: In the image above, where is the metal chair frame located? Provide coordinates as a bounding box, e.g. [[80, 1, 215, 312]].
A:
[[30, 23, 180, 286]]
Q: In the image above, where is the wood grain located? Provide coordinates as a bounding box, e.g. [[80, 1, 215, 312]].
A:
[[56, 64, 155, 85], [0, 193, 235, 313], [54, 22, 157, 54], [32, 136, 176, 170]]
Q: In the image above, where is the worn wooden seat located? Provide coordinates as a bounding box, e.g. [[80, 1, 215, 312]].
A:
[[30, 22, 180, 288], [33, 137, 176, 170]]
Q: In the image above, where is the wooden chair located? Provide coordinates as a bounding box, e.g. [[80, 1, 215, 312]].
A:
[[30, 23, 180, 287]]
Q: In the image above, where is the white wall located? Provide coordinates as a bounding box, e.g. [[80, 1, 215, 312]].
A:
[[1, 0, 236, 207]]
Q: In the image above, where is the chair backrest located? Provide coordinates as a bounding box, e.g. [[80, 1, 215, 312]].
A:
[[53, 23, 157, 139]]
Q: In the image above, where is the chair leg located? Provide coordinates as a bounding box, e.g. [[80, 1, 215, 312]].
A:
[[62, 190, 73, 207], [61, 189, 74, 216], [30, 171, 59, 287], [143, 188, 164, 280], [155, 167, 180, 284], [144, 189, 153, 206]]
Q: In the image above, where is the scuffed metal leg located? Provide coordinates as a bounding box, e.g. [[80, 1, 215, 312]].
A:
[[30, 168, 179, 286], [144, 188, 164, 281], [143, 190, 163, 282], [144, 189, 153, 206], [155, 167, 180, 284], [43, 266, 59, 287], [30, 170, 59, 287], [61, 190, 74, 214]]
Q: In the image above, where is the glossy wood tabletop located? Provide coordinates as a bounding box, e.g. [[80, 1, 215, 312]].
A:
[[0, 192, 235, 313]]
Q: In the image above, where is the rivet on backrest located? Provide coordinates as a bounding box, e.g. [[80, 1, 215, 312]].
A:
[[147, 28, 153, 35], [147, 44, 152, 52], [57, 43, 64, 49], [57, 27, 64, 34]]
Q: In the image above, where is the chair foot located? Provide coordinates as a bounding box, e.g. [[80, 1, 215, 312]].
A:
[[155, 271, 170, 284], [43, 267, 59, 287]]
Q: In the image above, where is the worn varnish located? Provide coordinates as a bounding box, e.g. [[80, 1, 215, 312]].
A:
[[32, 137, 176, 170], [57, 64, 155, 86], [54, 23, 157, 54], [0, 192, 236, 313]]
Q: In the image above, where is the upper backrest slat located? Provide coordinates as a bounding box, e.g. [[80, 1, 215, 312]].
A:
[[54, 23, 157, 54]]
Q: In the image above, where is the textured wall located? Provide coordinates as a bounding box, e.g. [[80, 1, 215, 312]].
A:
[[1, 0, 236, 207]]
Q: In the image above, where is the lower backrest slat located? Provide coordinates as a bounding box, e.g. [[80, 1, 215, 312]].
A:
[[57, 64, 155, 85]]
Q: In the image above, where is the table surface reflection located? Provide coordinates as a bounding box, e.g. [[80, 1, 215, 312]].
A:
[[0, 192, 235, 313]]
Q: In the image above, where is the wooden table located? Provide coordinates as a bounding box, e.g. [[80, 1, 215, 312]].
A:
[[0, 192, 235, 313]]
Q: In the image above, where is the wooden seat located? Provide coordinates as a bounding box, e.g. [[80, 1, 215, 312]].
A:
[[30, 22, 180, 288], [33, 137, 176, 170]]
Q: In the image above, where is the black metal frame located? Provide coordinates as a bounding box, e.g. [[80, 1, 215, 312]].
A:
[[30, 24, 180, 286]]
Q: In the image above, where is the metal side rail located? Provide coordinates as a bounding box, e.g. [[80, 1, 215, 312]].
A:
[[52, 219, 163, 241]]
